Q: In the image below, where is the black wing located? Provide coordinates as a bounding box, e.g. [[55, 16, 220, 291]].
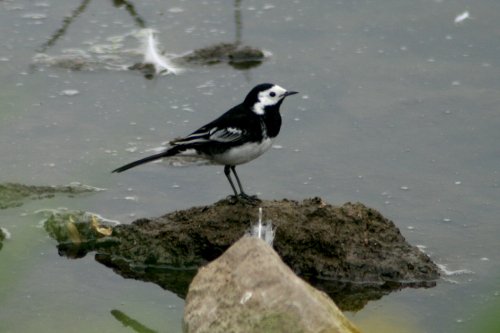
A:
[[170, 104, 261, 147]]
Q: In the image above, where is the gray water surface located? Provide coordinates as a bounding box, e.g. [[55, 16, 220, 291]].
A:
[[1, 0, 499, 332]]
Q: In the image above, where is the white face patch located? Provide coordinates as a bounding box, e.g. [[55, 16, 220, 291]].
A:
[[252, 85, 288, 115]]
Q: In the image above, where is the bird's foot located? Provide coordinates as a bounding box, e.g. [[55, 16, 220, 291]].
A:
[[227, 195, 239, 204], [226, 193, 261, 205], [238, 193, 261, 204]]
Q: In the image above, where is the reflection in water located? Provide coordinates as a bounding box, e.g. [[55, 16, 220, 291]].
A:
[[37, 0, 146, 53], [172, 1, 265, 71], [95, 253, 197, 300], [311, 279, 436, 312], [37, 0, 91, 53], [234, 0, 242, 45], [111, 309, 158, 333], [34, 0, 264, 76], [112, 0, 146, 28], [56, 246, 436, 312]]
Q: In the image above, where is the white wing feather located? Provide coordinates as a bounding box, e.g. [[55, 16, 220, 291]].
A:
[[209, 127, 244, 142], [143, 29, 182, 75], [171, 127, 244, 145]]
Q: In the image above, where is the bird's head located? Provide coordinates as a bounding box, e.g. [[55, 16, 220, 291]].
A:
[[244, 83, 298, 115]]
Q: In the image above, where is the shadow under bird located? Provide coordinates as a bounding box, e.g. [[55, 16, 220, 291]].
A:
[[112, 83, 298, 201]]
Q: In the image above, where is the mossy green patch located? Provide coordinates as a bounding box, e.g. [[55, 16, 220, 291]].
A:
[[0, 183, 98, 209], [40, 208, 119, 258]]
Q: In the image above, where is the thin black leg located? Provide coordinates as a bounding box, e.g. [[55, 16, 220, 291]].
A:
[[230, 166, 246, 195], [231, 166, 260, 203], [224, 165, 238, 197]]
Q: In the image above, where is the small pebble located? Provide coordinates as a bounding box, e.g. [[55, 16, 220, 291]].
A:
[[59, 89, 79, 96], [168, 7, 184, 13]]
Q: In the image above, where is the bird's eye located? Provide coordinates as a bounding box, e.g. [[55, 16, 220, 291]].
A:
[[269, 92, 276, 97]]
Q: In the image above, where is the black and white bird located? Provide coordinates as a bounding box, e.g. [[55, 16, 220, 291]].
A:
[[112, 83, 298, 201]]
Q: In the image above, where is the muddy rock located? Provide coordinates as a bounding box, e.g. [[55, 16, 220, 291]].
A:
[[184, 236, 361, 333], [51, 198, 439, 310], [106, 198, 438, 283]]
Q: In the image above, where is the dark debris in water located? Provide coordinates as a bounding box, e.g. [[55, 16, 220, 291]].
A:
[[110, 309, 157, 333], [129, 42, 267, 79], [178, 42, 265, 70], [127, 63, 157, 80]]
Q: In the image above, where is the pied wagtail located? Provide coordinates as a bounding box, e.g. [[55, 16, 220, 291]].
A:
[[112, 83, 298, 201]]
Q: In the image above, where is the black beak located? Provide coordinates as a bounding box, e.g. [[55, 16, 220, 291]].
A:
[[284, 91, 299, 97]]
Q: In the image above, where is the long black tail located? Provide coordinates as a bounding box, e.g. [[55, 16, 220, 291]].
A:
[[112, 147, 180, 173]]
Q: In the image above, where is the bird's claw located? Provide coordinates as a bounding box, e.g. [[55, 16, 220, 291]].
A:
[[238, 193, 261, 204], [227, 193, 261, 205]]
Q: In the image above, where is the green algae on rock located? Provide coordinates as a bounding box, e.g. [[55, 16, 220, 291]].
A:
[[0, 183, 102, 209], [40, 208, 119, 259]]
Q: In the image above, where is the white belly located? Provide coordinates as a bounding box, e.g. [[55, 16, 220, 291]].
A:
[[212, 138, 274, 165]]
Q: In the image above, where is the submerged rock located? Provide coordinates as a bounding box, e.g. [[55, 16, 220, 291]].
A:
[[184, 236, 361, 333], [32, 30, 266, 77], [0, 183, 99, 209], [41, 208, 119, 259], [50, 198, 439, 310], [178, 42, 266, 70]]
